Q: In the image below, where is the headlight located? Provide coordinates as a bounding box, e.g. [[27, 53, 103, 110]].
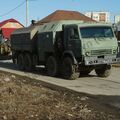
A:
[[113, 49, 117, 54], [85, 51, 90, 56]]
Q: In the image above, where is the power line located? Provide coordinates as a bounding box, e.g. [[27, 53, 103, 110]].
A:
[[0, 0, 26, 17]]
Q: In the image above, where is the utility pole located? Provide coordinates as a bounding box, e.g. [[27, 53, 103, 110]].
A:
[[26, 0, 28, 27]]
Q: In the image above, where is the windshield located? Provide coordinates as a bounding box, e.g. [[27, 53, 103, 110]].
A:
[[80, 26, 114, 38]]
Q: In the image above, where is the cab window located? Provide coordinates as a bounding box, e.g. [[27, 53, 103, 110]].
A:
[[69, 28, 79, 39]]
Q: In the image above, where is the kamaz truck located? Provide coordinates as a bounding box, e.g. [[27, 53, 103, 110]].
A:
[[11, 20, 118, 80]]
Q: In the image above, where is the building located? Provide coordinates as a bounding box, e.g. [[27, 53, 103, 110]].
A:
[[0, 18, 24, 39], [36, 10, 96, 25], [114, 15, 120, 24], [85, 12, 110, 23]]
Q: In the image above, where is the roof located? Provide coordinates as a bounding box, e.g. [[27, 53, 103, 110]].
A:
[[0, 18, 24, 28], [38, 20, 83, 32], [37, 20, 109, 33], [1, 28, 16, 39], [36, 10, 96, 25]]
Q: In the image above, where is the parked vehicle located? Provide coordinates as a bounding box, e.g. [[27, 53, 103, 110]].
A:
[[11, 20, 118, 79], [0, 34, 12, 60], [0, 34, 11, 55], [0, 19, 24, 59]]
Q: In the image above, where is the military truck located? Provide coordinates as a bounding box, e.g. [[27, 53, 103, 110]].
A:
[[11, 20, 118, 80]]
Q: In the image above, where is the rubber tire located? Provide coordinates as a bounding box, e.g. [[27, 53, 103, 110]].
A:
[[17, 54, 25, 70], [32, 54, 38, 67], [12, 58, 17, 64], [46, 56, 57, 77], [95, 65, 111, 77], [62, 57, 79, 80], [24, 53, 33, 71], [80, 70, 91, 76]]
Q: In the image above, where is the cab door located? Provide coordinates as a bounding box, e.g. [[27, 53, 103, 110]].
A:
[[64, 26, 81, 58]]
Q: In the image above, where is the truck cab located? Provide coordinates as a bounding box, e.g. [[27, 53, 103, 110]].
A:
[[61, 23, 118, 79]]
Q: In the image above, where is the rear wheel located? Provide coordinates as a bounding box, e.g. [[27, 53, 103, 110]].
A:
[[12, 51, 17, 64], [46, 56, 57, 77], [62, 57, 79, 80], [95, 65, 111, 77], [32, 54, 38, 67], [17, 54, 25, 70], [12, 58, 17, 64], [24, 53, 33, 71]]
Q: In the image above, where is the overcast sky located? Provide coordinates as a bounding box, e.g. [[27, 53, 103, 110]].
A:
[[0, 0, 119, 26]]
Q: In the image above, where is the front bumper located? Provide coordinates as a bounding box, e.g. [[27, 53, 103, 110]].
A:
[[84, 55, 118, 65], [116, 57, 120, 63]]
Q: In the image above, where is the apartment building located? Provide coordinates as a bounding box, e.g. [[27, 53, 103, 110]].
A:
[[85, 12, 110, 23], [114, 15, 120, 24]]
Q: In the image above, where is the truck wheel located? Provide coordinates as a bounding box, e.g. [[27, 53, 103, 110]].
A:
[[17, 54, 25, 70], [12, 58, 17, 64], [95, 65, 111, 77], [62, 57, 79, 80], [24, 53, 33, 71], [32, 54, 38, 67], [46, 56, 57, 77], [80, 70, 91, 76]]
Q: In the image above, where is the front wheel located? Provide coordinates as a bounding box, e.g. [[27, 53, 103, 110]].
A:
[[95, 65, 111, 77], [62, 57, 79, 80]]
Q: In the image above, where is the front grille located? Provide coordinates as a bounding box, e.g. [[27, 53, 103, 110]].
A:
[[91, 49, 112, 55]]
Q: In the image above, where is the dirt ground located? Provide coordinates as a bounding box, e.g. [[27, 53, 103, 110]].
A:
[[0, 71, 120, 120]]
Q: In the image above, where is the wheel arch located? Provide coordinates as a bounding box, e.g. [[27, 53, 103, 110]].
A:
[[63, 51, 78, 65], [45, 52, 55, 61]]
